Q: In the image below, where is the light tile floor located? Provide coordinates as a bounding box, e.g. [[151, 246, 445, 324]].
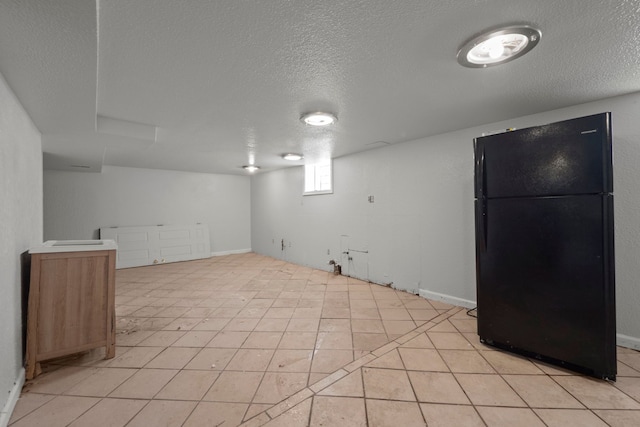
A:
[[9, 253, 640, 426]]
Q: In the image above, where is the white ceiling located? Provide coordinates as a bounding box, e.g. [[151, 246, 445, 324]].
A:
[[1, 0, 639, 175]]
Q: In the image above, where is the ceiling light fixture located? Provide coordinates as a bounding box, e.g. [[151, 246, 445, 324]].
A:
[[300, 112, 337, 126], [457, 25, 541, 68], [282, 153, 303, 161], [242, 165, 260, 173]]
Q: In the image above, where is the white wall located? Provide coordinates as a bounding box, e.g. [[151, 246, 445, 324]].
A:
[[0, 72, 42, 423], [44, 166, 251, 255], [251, 91, 640, 347]]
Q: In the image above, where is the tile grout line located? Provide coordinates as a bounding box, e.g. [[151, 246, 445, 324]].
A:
[[237, 279, 320, 423], [445, 312, 490, 427], [19, 255, 640, 426], [391, 325, 429, 426], [237, 303, 463, 426]]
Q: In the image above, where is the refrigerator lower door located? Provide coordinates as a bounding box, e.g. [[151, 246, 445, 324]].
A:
[[476, 194, 616, 379]]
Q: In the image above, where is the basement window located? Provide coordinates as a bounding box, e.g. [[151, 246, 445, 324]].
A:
[[304, 160, 333, 195]]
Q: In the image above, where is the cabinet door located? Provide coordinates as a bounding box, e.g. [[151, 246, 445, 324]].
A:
[[37, 253, 109, 357]]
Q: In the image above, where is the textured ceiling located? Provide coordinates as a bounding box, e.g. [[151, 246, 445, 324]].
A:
[[0, 0, 639, 174]]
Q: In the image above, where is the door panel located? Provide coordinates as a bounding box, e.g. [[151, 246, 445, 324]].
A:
[[100, 224, 211, 268], [476, 195, 614, 375], [474, 113, 612, 198]]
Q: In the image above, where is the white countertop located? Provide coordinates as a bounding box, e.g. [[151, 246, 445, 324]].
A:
[[29, 239, 118, 254]]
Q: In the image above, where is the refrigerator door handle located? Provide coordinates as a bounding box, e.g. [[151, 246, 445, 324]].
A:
[[475, 197, 488, 252], [475, 144, 486, 198], [482, 197, 488, 251], [479, 146, 487, 250]]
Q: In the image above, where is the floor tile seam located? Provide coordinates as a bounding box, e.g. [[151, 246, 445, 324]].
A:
[[612, 379, 640, 405], [497, 370, 593, 411], [461, 367, 575, 414], [234, 306, 465, 425], [237, 360, 363, 424], [109, 365, 181, 401], [362, 392, 373, 426], [426, 346, 480, 352], [411, 307, 463, 333], [24, 366, 100, 395], [364, 397, 462, 426], [446, 349, 498, 411], [59, 370, 140, 398], [125, 263, 455, 424], [5, 394, 56, 425], [420, 400, 484, 426], [423, 315, 490, 379], [473, 401, 617, 426], [472, 403, 550, 427], [140, 345, 202, 372], [130, 397, 193, 426], [536, 407, 625, 427], [546, 374, 627, 411], [618, 359, 640, 376], [392, 343, 423, 407], [591, 408, 640, 412], [547, 374, 608, 409], [239, 395, 271, 425], [394, 332, 411, 373], [240, 348, 287, 413], [37, 393, 106, 427]]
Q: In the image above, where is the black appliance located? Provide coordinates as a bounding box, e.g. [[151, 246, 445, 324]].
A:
[[474, 112, 616, 380]]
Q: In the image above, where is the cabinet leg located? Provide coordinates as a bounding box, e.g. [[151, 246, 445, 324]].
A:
[[25, 360, 35, 381], [25, 360, 41, 380], [106, 342, 115, 359]]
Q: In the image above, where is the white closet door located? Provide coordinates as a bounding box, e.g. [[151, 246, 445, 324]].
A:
[[100, 224, 210, 268]]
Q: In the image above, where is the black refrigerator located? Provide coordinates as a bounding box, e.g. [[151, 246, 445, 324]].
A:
[[474, 112, 616, 380]]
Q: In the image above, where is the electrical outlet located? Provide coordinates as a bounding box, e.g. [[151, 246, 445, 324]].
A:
[[368, 195, 375, 203], [327, 249, 330, 255]]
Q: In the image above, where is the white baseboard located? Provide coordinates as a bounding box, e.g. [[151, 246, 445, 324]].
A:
[[210, 248, 252, 257], [617, 333, 640, 351], [419, 289, 476, 309], [0, 368, 24, 427], [417, 290, 640, 351]]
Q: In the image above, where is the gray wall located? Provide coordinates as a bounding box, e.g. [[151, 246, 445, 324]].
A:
[[0, 72, 42, 420], [251, 91, 640, 348], [44, 166, 251, 255]]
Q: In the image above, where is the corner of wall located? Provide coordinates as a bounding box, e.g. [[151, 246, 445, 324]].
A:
[[210, 248, 252, 257], [0, 368, 24, 427], [418, 289, 476, 309], [616, 334, 640, 351]]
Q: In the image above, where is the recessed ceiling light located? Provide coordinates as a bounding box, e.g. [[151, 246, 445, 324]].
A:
[[282, 153, 303, 161], [300, 112, 337, 126], [242, 165, 260, 172], [457, 25, 541, 68]]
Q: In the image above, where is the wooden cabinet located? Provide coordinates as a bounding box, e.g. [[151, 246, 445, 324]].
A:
[[26, 241, 117, 379]]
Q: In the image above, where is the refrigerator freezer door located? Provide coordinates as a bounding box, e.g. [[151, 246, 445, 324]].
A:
[[475, 194, 616, 378], [474, 113, 612, 199]]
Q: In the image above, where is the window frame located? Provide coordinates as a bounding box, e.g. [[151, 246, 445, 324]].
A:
[[303, 159, 333, 196]]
